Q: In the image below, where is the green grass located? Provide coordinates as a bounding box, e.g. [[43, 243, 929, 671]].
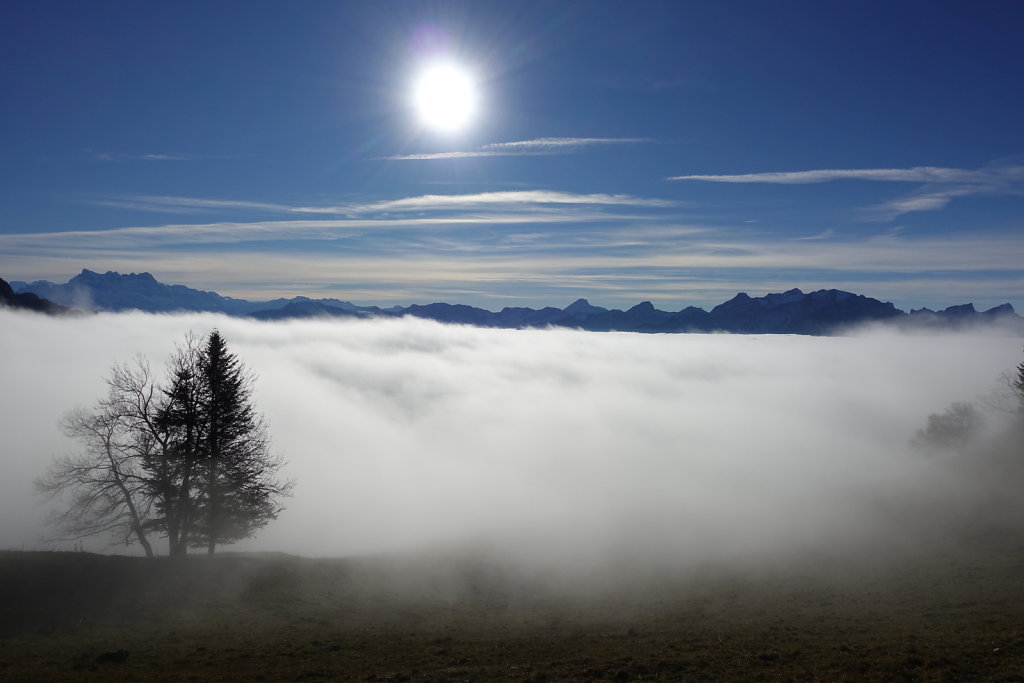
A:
[[2, 531, 1024, 681]]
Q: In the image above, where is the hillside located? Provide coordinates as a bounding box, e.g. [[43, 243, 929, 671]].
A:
[[2, 533, 1024, 681]]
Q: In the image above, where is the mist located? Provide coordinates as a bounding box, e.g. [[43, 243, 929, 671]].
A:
[[2, 309, 1020, 578]]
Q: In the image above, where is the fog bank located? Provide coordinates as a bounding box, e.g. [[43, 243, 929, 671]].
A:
[[1, 310, 1020, 572]]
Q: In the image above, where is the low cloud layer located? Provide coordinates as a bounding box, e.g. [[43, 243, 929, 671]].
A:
[[1, 311, 1020, 574]]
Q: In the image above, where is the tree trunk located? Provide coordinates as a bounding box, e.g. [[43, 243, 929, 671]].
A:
[[167, 509, 184, 558], [136, 526, 154, 558], [206, 456, 218, 556], [121, 487, 153, 558], [105, 439, 154, 558], [178, 467, 193, 551]]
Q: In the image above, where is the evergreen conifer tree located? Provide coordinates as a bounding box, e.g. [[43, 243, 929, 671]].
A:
[[191, 331, 288, 554]]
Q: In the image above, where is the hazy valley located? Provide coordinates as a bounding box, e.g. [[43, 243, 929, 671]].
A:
[[2, 303, 1024, 679]]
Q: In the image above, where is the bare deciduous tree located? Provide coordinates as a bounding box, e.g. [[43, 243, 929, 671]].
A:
[[36, 402, 155, 556]]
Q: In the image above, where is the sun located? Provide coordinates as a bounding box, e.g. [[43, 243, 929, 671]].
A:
[[412, 62, 477, 133]]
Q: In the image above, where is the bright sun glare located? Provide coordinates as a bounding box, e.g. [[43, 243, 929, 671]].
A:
[[413, 62, 477, 133]]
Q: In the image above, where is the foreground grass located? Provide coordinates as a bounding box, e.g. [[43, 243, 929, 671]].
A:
[[2, 532, 1024, 682]]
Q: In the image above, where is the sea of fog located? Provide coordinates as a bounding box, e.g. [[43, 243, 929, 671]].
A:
[[1, 310, 1021, 572]]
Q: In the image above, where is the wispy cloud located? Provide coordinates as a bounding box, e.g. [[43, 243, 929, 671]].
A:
[[384, 137, 650, 161], [5, 220, 1022, 285], [482, 137, 649, 151], [93, 151, 238, 162], [378, 151, 511, 161], [0, 211, 660, 252], [792, 229, 836, 241], [95, 191, 678, 217], [95, 196, 298, 214], [667, 166, 996, 184], [670, 163, 1024, 219], [865, 190, 970, 220], [5, 230, 1024, 313], [353, 191, 676, 212], [864, 173, 1024, 220]]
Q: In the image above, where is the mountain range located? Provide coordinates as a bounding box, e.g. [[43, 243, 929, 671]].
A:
[[0, 277, 68, 315], [6, 269, 1023, 335]]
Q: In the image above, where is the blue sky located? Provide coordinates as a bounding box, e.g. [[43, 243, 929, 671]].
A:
[[2, 0, 1023, 311]]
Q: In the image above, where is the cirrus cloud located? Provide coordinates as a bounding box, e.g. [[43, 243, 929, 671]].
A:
[[384, 137, 651, 161], [666, 166, 1003, 184]]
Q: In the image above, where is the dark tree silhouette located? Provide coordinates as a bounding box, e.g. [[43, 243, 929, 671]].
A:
[[39, 331, 291, 556], [191, 331, 288, 555], [1014, 354, 1024, 415], [146, 336, 207, 557], [35, 404, 155, 556], [913, 401, 983, 456]]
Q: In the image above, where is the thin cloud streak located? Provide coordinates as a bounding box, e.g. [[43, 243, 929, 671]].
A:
[[669, 164, 1024, 219], [3, 229, 1022, 311], [93, 152, 238, 162], [793, 229, 836, 241], [3, 226, 1022, 274], [355, 191, 677, 212], [667, 166, 1000, 184], [93, 190, 677, 217], [384, 137, 650, 161], [481, 137, 650, 151], [864, 185, 1023, 220], [6, 248, 1023, 312], [865, 190, 964, 220], [0, 212, 639, 249], [380, 151, 515, 161], [95, 196, 299, 214]]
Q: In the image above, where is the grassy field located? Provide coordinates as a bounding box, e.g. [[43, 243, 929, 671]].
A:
[[2, 525, 1024, 682]]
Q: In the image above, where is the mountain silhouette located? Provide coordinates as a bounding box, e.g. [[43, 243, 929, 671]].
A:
[[0, 277, 68, 314], [9, 270, 1023, 335]]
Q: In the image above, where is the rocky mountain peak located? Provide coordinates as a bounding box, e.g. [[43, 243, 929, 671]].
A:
[[564, 299, 607, 316]]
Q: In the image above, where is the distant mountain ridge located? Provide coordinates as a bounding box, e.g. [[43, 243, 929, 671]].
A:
[[9, 269, 1023, 335], [0, 277, 67, 314]]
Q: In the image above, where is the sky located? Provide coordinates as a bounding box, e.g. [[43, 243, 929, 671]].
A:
[[2, 0, 1023, 311], [3, 309, 1021, 567]]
